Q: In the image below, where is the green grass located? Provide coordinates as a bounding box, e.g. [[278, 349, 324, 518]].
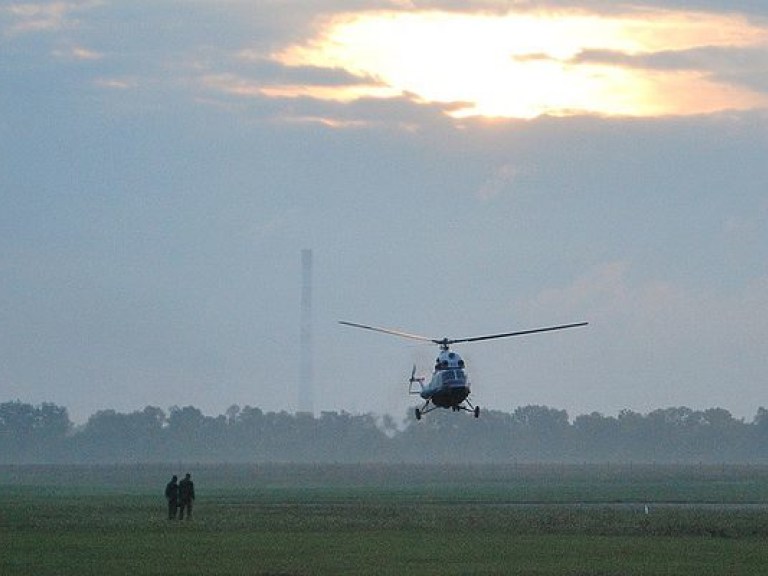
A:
[[3, 464, 768, 575]]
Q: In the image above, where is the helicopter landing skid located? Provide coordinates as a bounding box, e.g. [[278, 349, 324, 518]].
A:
[[415, 400, 480, 420]]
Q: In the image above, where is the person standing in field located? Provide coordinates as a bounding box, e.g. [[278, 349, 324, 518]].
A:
[[165, 475, 178, 520], [178, 473, 195, 520]]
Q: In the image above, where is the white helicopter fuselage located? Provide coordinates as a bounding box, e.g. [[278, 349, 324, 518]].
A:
[[421, 350, 471, 408]]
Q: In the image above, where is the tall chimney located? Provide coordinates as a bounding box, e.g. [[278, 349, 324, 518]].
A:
[[299, 249, 314, 414]]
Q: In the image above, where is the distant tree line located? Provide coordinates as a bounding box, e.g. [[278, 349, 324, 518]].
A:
[[4, 401, 768, 464]]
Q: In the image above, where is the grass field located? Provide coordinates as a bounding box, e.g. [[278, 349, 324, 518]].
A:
[[3, 464, 768, 575]]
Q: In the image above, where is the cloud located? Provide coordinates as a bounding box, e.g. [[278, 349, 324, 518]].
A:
[[52, 44, 102, 61], [476, 163, 522, 201], [235, 51, 376, 86], [520, 261, 768, 415], [7, 1, 766, 125], [530, 260, 768, 364], [265, 7, 768, 119], [2, 1, 101, 36], [573, 45, 768, 92], [93, 77, 137, 90]]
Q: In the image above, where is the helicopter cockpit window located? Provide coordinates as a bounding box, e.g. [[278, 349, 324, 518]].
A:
[[441, 370, 466, 385]]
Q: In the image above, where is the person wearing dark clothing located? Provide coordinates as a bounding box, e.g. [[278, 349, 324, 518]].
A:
[[178, 473, 195, 520], [165, 475, 178, 520]]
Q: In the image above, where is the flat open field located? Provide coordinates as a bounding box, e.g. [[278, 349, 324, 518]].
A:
[[3, 464, 768, 575]]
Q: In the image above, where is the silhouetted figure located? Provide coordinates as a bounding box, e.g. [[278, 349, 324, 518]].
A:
[[165, 475, 178, 520], [178, 473, 195, 520]]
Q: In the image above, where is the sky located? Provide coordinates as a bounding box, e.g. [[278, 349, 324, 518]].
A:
[[2, 0, 767, 424]]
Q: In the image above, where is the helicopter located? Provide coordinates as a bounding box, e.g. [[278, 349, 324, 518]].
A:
[[339, 320, 588, 420]]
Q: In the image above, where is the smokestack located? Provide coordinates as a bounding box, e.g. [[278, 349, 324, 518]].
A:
[[299, 249, 314, 414]]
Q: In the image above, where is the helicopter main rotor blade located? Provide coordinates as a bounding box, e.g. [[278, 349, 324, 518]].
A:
[[338, 321, 434, 343], [340, 320, 588, 347], [448, 322, 588, 345]]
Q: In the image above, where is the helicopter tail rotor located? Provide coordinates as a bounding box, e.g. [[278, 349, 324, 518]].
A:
[[408, 364, 425, 395]]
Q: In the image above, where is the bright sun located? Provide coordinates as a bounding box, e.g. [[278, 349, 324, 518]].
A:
[[270, 8, 768, 119]]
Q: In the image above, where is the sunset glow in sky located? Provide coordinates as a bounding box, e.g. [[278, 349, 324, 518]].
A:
[[274, 9, 768, 118]]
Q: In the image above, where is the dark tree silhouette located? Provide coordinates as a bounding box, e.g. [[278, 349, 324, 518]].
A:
[[0, 401, 71, 463], [3, 400, 768, 464]]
